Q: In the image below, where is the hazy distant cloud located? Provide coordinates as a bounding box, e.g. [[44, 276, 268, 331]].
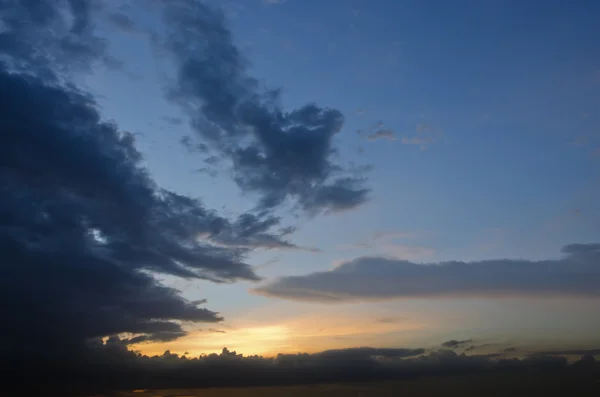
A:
[[442, 339, 473, 349], [533, 348, 600, 356], [338, 230, 431, 261], [314, 347, 425, 361], [465, 343, 495, 352], [380, 244, 435, 261], [376, 317, 404, 324], [159, 0, 370, 214], [367, 129, 398, 141], [361, 122, 442, 147], [359, 121, 398, 142], [569, 134, 588, 146], [105, 11, 137, 33], [591, 70, 600, 84], [253, 243, 600, 302], [401, 123, 443, 150], [373, 231, 419, 240], [161, 115, 184, 125]]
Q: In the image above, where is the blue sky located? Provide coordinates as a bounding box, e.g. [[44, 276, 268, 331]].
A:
[[73, 0, 600, 355]]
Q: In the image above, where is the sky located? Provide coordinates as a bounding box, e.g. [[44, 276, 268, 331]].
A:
[[1, 0, 600, 394]]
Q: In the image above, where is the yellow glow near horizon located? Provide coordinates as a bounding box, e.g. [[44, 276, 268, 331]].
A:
[[137, 324, 292, 357], [133, 309, 429, 358]]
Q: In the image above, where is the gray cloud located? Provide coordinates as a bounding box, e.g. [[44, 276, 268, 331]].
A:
[[532, 348, 600, 357], [442, 339, 473, 349], [157, 0, 370, 214], [253, 243, 600, 302], [0, 0, 116, 76]]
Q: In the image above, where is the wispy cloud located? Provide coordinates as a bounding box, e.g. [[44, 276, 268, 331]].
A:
[[400, 123, 443, 150], [338, 231, 432, 261]]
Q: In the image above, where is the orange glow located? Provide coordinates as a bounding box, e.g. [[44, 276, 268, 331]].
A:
[[133, 308, 429, 358]]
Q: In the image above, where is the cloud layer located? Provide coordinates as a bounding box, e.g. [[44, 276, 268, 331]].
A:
[[254, 243, 600, 302]]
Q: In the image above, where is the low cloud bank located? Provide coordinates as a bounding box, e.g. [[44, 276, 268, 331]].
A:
[[5, 339, 599, 396]]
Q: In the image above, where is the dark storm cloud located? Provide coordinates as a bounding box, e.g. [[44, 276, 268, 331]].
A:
[[0, 67, 271, 355], [157, 0, 370, 214], [0, 0, 304, 375], [253, 243, 600, 302]]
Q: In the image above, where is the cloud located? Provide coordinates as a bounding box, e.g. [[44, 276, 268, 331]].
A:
[[442, 339, 473, 349], [361, 122, 443, 147], [376, 317, 405, 324], [367, 129, 398, 141], [338, 230, 432, 260], [400, 123, 443, 150], [379, 244, 435, 261], [9, 341, 599, 395], [161, 115, 184, 125], [532, 348, 600, 356], [0, 0, 306, 382], [253, 243, 600, 302], [0, 0, 117, 76], [0, 65, 277, 352], [105, 11, 137, 33], [196, 212, 321, 252], [359, 121, 397, 142], [157, 0, 370, 214]]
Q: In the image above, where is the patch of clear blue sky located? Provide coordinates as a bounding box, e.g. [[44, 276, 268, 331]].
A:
[[85, 0, 600, 315]]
